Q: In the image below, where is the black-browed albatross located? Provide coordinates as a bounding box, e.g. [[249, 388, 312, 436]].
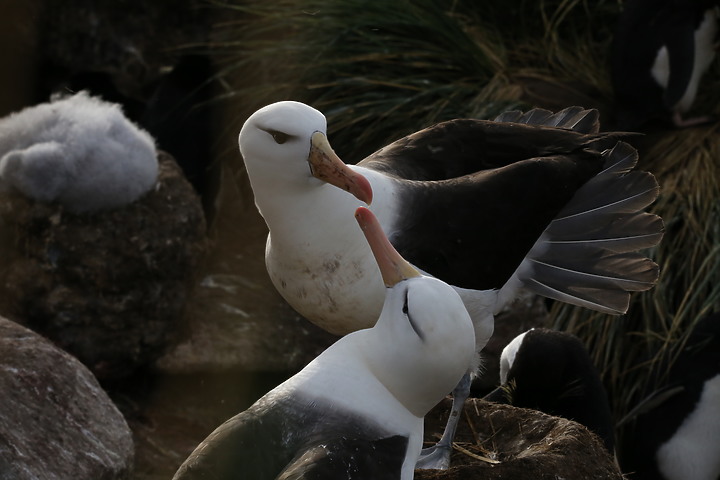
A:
[[172, 207, 476, 480], [238, 101, 664, 468], [484, 328, 616, 454], [611, 0, 719, 129]]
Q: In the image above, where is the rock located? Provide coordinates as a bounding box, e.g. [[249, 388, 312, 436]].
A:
[[0, 152, 207, 380], [418, 398, 622, 480], [0, 315, 134, 479]]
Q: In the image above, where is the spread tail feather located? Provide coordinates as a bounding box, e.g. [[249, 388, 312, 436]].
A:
[[503, 141, 664, 314]]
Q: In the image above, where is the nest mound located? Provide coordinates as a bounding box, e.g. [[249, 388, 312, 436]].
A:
[[417, 398, 622, 480], [0, 152, 207, 380]]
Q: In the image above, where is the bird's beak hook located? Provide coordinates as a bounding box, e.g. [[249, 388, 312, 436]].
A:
[[308, 131, 373, 205]]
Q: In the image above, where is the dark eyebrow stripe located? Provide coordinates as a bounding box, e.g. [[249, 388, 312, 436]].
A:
[[258, 127, 295, 138], [404, 291, 425, 341]]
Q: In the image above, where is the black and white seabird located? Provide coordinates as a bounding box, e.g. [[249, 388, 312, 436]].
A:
[[0, 91, 158, 213], [612, 0, 720, 129], [621, 313, 720, 480], [238, 100, 664, 468], [172, 207, 476, 480], [484, 328, 616, 454]]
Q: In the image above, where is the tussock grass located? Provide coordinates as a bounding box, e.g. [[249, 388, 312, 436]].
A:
[[211, 0, 719, 441], [550, 122, 720, 426]]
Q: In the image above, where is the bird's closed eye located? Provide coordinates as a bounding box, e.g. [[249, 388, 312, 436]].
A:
[[403, 292, 424, 341]]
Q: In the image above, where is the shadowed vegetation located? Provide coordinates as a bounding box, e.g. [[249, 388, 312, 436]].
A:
[[210, 0, 720, 449]]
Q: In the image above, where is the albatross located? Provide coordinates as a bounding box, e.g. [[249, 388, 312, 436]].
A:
[[238, 101, 664, 468], [484, 328, 616, 454], [0, 91, 158, 213], [172, 207, 475, 480], [611, 0, 719, 129]]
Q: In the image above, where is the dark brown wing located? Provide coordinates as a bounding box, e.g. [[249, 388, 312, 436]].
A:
[[387, 142, 662, 313], [357, 107, 624, 181]]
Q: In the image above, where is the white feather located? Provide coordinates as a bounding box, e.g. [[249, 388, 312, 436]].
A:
[[0, 91, 158, 213], [657, 374, 720, 480]]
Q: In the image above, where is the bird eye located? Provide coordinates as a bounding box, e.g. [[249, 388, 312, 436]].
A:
[[402, 292, 424, 341], [269, 130, 290, 144]]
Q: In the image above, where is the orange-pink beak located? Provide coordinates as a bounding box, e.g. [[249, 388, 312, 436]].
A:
[[355, 207, 420, 287], [309, 132, 373, 205]]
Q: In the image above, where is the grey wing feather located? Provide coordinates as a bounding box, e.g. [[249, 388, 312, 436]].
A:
[[503, 141, 664, 314]]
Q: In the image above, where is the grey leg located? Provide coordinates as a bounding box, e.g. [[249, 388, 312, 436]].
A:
[[415, 372, 471, 470]]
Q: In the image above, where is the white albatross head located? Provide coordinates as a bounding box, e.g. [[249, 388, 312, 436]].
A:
[[354, 207, 476, 417], [238, 101, 372, 205], [498, 329, 530, 384]]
